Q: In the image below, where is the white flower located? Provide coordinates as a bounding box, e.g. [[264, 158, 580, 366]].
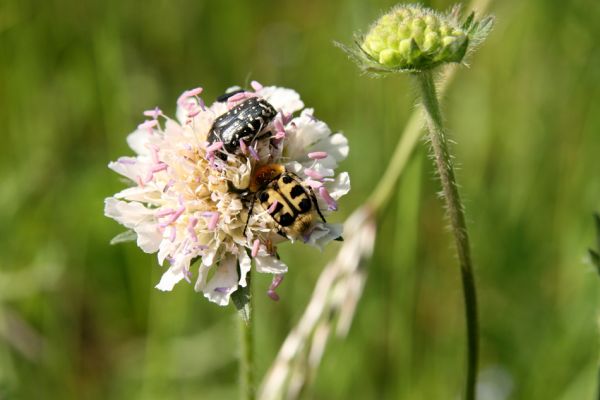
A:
[[104, 83, 350, 305]]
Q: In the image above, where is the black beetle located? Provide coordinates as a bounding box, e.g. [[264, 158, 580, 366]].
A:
[[208, 97, 277, 154]]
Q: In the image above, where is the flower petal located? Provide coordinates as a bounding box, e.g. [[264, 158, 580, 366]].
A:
[[305, 223, 343, 250], [155, 268, 184, 291], [104, 198, 162, 253], [257, 86, 304, 115], [203, 254, 239, 306], [254, 256, 288, 274], [238, 249, 252, 287]]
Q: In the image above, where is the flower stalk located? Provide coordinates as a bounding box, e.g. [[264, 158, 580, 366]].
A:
[[235, 271, 255, 400], [416, 70, 478, 400]]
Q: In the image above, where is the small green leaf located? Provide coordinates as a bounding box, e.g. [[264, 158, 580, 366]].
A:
[[110, 230, 137, 245], [462, 11, 475, 30]]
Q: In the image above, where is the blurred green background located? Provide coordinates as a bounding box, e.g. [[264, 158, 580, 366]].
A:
[[1, 0, 599, 398]]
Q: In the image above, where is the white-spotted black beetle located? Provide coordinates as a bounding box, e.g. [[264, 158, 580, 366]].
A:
[[208, 97, 277, 154]]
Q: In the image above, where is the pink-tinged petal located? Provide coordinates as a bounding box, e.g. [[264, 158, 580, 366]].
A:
[[308, 151, 328, 160], [250, 80, 263, 91], [319, 186, 338, 211], [281, 112, 293, 125], [274, 118, 285, 133]]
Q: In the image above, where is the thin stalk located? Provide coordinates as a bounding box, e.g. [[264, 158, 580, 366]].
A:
[[239, 271, 255, 400], [416, 70, 479, 400]]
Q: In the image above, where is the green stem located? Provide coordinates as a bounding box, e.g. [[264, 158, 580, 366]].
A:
[[416, 70, 479, 400], [238, 272, 255, 400]]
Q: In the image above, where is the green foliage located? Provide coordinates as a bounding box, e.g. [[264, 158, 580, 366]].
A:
[[0, 0, 599, 399]]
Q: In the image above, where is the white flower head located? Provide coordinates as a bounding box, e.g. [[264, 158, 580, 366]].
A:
[[104, 82, 350, 306]]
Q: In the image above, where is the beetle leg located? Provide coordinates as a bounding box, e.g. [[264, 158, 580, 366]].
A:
[[243, 193, 256, 237], [308, 187, 328, 223]]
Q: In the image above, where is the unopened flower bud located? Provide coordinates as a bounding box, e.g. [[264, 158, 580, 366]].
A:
[[362, 5, 467, 70], [337, 4, 494, 74]]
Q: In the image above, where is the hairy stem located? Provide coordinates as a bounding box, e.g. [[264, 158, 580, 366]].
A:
[[416, 70, 479, 400], [239, 272, 255, 400]]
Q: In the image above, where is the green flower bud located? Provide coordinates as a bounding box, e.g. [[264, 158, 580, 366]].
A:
[[361, 5, 467, 70], [336, 4, 494, 75]]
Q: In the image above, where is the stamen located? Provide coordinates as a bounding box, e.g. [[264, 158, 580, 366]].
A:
[[143, 170, 153, 184], [239, 139, 248, 155], [187, 217, 198, 242], [252, 239, 260, 257], [169, 226, 177, 242], [248, 145, 260, 161], [227, 92, 248, 103], [151, 162, 168, 173], [145, 143, 160, 164], [136, 175, 144, 187], [305, 179, 323, 189], [155, 208, 176, 217], [304, 168, 323, 180], [206, 141, 223, 153], [208, 213, 220, 230], [188, 106, 202, 118], [143, 107, 162, 119], [273, 131, 286, 140], [177, 87, 203, 106], [202, 212, 220, 230], [267, 200, 279, 214], [250, 80, 263, 91], [163, 179, 174, 193], [308, 151, 328, 160], [319, 186, 338, 211], [160, 206, 185, 227], [267, 274, 285, 301], [138, 119, 158, 134]]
